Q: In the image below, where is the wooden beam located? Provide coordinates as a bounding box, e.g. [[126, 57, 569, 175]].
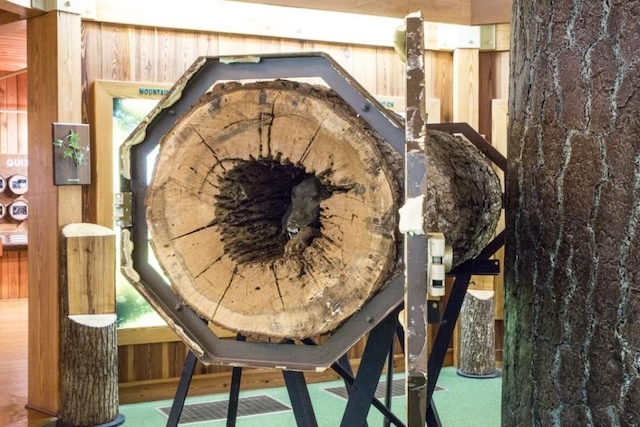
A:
[[491, 99, 507, 321], [471, 0, 511, 25], [27, 10, 83, 414], [229, 0, 472, 24], [0, 0, 42, 17], [92, 0, 482, 51]]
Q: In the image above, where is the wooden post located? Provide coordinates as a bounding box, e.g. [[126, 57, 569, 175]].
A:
[[404, 12, 429, 427], [452, 46, 482, 368], [27, 10, 83, 414], [457, 289, 498, 377], [59, 223, 122, 426]]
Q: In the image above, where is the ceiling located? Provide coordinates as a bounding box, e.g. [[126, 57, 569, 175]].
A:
[[0, 18, 26, 72], [0, 0, 510, 73], [228, 0, 471, 22]]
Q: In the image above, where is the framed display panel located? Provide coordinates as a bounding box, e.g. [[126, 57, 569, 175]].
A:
[[93, 81, 237, 344], [0, 154, 29, 247]]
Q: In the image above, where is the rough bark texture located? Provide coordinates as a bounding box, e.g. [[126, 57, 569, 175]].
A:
[[424, 130, 502, 265], [505, 1, 640, 425], [59, 315, 119, 426], [459, 290, 496, 376], [146, 80, 501, 340]]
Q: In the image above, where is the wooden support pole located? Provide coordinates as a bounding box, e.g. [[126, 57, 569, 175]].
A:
[[27, 10, 83, 414], [404, 11, 429, 427], [451, 47, 482, 368]]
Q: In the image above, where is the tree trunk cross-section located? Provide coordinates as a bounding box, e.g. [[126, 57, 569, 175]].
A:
[[146, 80, 501, 340]]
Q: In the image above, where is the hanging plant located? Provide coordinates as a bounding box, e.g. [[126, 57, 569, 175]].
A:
[[53, 130, 89, 167]]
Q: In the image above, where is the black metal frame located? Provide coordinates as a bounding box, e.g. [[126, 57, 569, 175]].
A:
[[163, 127, 506, 426], [120, 53, 507, 427], [121, 52, 410, 371], [164, 251, 502, 427]]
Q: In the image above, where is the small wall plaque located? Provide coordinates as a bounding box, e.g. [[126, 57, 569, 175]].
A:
[[53, 123, 91, 185], [8, 174, 28, 195]]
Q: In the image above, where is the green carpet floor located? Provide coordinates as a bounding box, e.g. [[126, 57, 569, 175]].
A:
[[118, 367, 501, 426]]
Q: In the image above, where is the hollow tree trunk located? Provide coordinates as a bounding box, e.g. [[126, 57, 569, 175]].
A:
[[505, 1, 640, 425], [146, 80, 502, 340]]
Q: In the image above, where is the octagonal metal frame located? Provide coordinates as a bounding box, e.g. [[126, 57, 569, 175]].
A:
[[119, 52, 415, 371]]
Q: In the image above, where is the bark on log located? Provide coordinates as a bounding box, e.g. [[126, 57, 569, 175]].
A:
[[146, 80, 502, 339], [458, 290, 497, 377], [59, 314, 119, 426], [59, 224, 119, 426]]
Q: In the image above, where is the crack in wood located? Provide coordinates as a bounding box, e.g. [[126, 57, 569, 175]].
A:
[[298, 122, 324, 166], [269, 262, 286, 310], [212, 264, 238, 320], [192, 126, 228, 174], [168, 220, 217, 242], [194, 253, 225, 279]]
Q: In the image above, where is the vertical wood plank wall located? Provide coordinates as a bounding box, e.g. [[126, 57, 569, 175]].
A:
[[0, 71, 28, 300], [80, 21, 508, 401]]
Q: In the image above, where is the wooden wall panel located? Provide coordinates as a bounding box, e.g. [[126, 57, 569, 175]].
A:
[[425, 50, 453, 123], [479, 50, 510, 142], [81, 22, 454, 119], [0, 71, 28, 301]]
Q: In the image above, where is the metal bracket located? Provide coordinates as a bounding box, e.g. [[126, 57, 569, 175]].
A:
[[114, 192, 132, 227], [426, 232, 452, 297]]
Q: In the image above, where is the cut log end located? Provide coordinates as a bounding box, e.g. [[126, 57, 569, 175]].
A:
[[146, 80, 401, 340], [143, 80, 501, 340]]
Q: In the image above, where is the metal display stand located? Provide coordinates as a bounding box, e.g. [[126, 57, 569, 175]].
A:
[[164, 242, 502, 427], [161, 120, 506, 426], [120, 48, 507, 427]]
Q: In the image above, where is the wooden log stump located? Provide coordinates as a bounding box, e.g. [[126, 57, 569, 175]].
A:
[[60, 314, 119, 426], [145, 80, 502, 340], [59, 224, 121, 426], [457, 289, 498, 377]]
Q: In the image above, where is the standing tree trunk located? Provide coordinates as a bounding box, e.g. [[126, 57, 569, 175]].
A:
[[505, 1, 640, 425]]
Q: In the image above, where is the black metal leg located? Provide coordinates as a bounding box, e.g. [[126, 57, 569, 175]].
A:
[[166, 350, 198, 427], [340, 308, 401, 427], [426, 399, 442, 427], [226, 334, 246, 427], [426, 274, 472, 426], [283, 370, 318, 427], [395, 323, 405, 354], [383, 336, 395, 427], [226, 366, 243, 427], [303, 338, 402, 426], [336, 353, 356, 395]]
